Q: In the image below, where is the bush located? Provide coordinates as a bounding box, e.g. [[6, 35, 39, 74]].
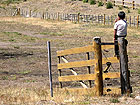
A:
[[119, 6, 123, 10], [110, 98, 120, 103], [138, 9, 140, 14], [127, 9, 130, 13], [106, 1, 113, 9], [98, 1, 104, 7], [90, 0, 96, 5], [1, 0, 21, 5], [83, 0, 88, 3]]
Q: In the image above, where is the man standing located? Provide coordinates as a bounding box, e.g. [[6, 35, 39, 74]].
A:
[[114, 11, 127, 57], [114, 11, 132, 94]]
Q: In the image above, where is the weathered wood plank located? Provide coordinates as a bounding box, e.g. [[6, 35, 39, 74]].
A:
[[57, 59, 97, 69], [57, 44, 114, 56], [104, 87, 121, 95], [102, 57, 119, 64], [101, 45, 114, 50], [57, 45, 94, 56], [58, 74, 97, 82], [103, 72, 120, 80]]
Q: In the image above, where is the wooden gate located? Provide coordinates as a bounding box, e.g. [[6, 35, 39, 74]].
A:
[[57, 37, 121, 96]]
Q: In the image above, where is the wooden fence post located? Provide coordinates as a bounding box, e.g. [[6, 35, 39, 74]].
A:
[[104, 14, 105, 25], [132, 1, 135, 10], [98, 15, 100, 23], [29, 10, 32, 17], [107, 15, 109, 25], [111, 15, 113, 25], [77, 13, 80, 23], [58, 12, 60, 21], [137, 15, 139, 28], [17, 8, 20, 16], [93, 37, 103, 96], [118, 38, 132, 95], [134, 16, 135, 26]]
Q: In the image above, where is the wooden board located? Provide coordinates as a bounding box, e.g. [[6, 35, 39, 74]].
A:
[[58, 74, 97, 82], [58, 87, 121, 95], [102, 57, 119, 64], [104, 87, 121, 95], [57, 44, 115, 57], [101, 45, 114, 50], [103, 72, 120, 80], [57, 45, 94, 56], [58, 59, 97, 69]]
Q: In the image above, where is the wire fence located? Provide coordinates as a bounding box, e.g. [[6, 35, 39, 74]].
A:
[[102, 0, 140, 9], [19, 8, 140, 27], [1, 7, 140, 28]]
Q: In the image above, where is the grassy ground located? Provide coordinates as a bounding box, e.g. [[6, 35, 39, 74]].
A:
[[0, 0, 140, 16], [0, 16, 140, 104]]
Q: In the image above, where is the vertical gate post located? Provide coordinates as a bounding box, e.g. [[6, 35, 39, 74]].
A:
[[118, 38, 132, 95], [93, 37, 103, 96]]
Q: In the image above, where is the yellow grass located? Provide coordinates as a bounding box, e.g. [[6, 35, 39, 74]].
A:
[[0, 17, 80, 29], [0, 16, 140, 104]]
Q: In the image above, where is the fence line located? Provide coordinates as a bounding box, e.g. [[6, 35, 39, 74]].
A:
[[102, 0, 140, 9], [19, 8, 140, 28], [1, 7, 140, 28]]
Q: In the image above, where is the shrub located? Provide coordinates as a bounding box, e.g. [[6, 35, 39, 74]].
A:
[[90, 0, 96, 5], [127, 9, 130, 13], [1, 0, 21, 5], [106, 1, 113, 9], [119, 6, 123, 10], [110, 98, 120, 103], [98, 1, 104, 7], [138, 8, 140, 14], [83, 0, 88, 3]]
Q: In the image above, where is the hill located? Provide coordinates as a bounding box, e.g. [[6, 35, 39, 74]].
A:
[[0, 0, 139, 16]]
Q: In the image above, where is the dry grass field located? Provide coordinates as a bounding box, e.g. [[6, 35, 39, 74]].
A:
[[0, 0, 140, 16], [0, 16, 140, 104], [0, 0, 140, 105]]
